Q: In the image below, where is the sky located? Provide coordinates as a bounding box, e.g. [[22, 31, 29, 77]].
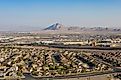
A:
[[0, 0, 121, 31]]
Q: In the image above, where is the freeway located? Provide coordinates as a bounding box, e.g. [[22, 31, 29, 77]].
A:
[[1, 43, 121, 50], [48, 45, 121, 50], [0, 45, 120, 52]]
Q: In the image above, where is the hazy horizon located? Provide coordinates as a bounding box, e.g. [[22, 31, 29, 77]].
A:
[[0, 0, 121, 31]]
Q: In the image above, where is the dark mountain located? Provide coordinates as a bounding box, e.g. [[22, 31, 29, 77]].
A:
[[44, 23, 65, 30]]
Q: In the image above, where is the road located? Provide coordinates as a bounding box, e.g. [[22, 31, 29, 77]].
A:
[[22, 70, 121, 80]]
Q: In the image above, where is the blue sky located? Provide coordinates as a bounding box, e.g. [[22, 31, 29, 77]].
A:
[[0, 0, 121, 31]]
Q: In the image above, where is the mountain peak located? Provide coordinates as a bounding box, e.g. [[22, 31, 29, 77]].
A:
[[44, 23, 65, 30]]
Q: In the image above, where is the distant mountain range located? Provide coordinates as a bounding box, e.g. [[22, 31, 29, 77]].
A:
[[43, 23, 121, 32], [0, 23, 120, 33]]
